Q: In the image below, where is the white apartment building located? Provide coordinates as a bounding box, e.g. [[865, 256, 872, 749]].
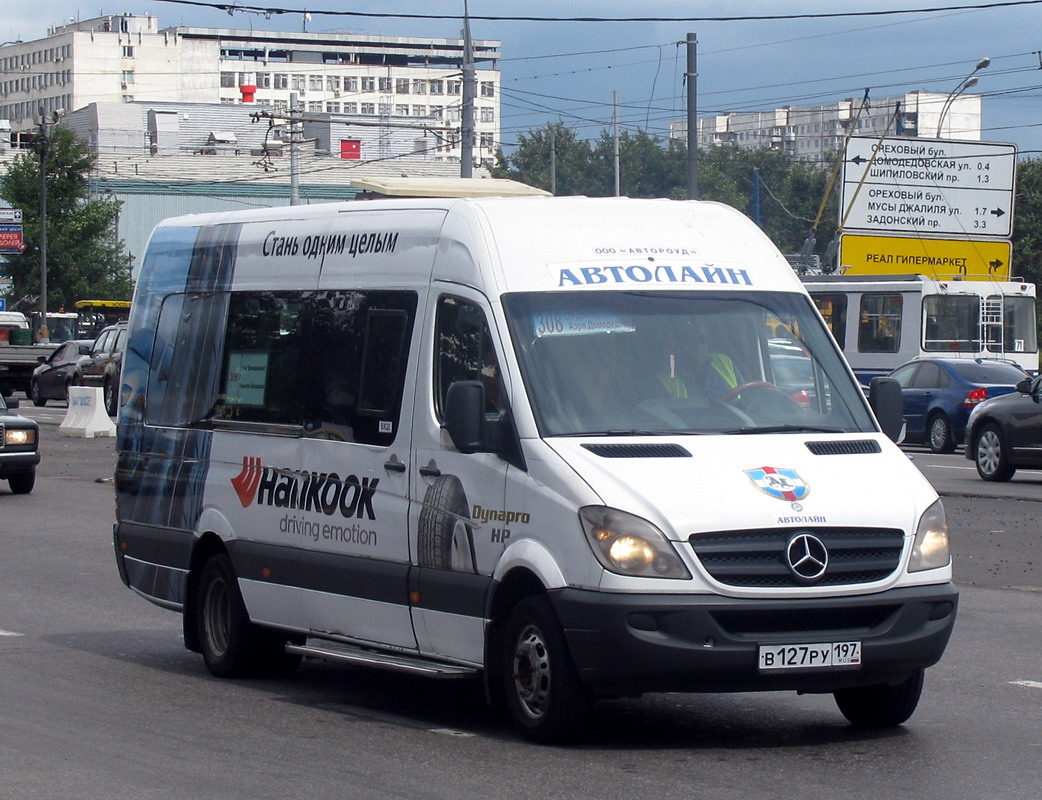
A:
[[673, 92, 983, 161], [0, 13, 502, 165]]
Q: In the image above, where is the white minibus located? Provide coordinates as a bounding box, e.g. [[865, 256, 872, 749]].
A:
[[114, 196, 956, 742]]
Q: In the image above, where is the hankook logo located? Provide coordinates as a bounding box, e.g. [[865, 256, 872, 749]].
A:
[[785, 532, 829, 582]]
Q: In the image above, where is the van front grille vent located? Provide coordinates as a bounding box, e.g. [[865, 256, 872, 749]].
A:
[[581, 443, 691, 459], [689, 527, 903, 588], [805, 440, 881, 456]]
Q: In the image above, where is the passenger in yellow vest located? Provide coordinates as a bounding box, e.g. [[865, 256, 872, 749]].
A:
[[659, 332, 741, 399]]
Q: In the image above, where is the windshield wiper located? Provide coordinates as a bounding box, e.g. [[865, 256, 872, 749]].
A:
[[723, 424, 845, 435]]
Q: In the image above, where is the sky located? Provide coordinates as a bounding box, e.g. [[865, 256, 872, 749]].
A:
[[7, 0, 1042, 159]]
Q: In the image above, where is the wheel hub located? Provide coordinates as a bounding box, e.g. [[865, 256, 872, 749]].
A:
[[513, 626, 551, 719]]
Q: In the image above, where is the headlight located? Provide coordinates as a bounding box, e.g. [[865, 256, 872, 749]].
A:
[[579, 506, 691, 579], [909, 499, 950, 572], [4, 428, 35, 446]]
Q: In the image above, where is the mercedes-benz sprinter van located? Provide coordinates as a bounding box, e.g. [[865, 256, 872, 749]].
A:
[[114, 196, 956, 742]]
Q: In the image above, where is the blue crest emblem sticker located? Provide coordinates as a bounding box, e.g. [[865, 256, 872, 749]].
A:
[[745, 466, 809, 501]]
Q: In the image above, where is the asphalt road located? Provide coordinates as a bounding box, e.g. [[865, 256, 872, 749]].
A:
[[1, 408, 1040, 799]]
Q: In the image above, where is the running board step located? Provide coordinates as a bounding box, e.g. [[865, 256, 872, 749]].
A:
[[286, 641, 478, 679]]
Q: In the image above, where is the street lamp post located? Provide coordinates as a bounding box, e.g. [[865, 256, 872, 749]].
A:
[[33, 108, 63, 343], [936, 57, 990, 139]]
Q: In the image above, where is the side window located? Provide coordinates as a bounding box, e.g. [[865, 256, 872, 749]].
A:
[[858, 294, 902, 353], [923, 295, 979, 353], [812, 293, 847, 346], [300, 290, 417, 446], [143, 289, 417, 444], [911, 362, 943, 389], [147, 292, 229, 427], [434, 296, 504, 420], [215, 292, 308, 426], [890, 363, 917, 388], [93, 330, 113, 355]]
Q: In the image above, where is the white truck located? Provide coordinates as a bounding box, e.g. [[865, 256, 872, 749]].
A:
[[0, 311, 58, 397]]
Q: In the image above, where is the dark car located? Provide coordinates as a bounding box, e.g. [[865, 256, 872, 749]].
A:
[[887, 357, 1026, 453], [82, 322, 128, 416], [29, 339, 93, 406], [0, 393, 39, 494], [965, 374, 1042, 480]]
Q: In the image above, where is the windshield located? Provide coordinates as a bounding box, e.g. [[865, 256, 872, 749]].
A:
[[503, 290, 876, 437]]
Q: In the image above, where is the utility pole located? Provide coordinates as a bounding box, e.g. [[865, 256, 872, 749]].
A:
[[613, 91, 620, 197], [289, 92, 300, 206], [685, 32, 698, 200], [33, 108, 63, 343], [460, 0, 476, 178], [549, 126, 556, 196]]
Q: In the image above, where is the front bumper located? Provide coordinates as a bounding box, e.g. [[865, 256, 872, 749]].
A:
[[551, 583, 958, 696], [0, 450, 41, 476]]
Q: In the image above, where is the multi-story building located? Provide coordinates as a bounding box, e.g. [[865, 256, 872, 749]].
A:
[[0, 13, 501, 165], [672, 92, 983, 161]]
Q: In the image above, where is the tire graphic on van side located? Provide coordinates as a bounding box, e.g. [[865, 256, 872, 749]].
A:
[[417, 474, 477, 573]]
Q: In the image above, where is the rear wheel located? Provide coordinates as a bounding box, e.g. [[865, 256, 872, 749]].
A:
[[834, 670, 924, 728], [974, 424, 1015, 481], [63, 374, 81, 404], [30, 379, 46, 407], [8, 471, 35, 495], [501, 595, 589, 744], [195, 553, 302, 678], [927, 413, 955, 454]]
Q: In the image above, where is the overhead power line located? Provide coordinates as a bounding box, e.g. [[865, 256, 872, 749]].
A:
[[151, 0, 1042, 23]]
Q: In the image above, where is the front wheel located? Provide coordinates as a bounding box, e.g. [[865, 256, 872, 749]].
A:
[[501, 595, 590, 744], [974, 424, 1015, 481], [8, 471, 35, 495], [834, 670, 924, 728], [195, 553, 302, 678]]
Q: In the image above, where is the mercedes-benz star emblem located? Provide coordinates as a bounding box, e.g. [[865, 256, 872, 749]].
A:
[[785, 533, 829, 581]]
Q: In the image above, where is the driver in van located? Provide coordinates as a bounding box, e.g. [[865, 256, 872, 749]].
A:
[[659, 326, 742, 400]]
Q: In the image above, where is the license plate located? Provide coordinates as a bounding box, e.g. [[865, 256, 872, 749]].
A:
[[758, 641, 861, 671]]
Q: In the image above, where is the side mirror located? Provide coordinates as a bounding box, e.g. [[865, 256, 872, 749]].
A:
[[444, 381, 486, 453], [443, 380, 527, 470], [869, 376, 905, 443], [6, 397, 20, 409], [1016, 377, 1033, 394]]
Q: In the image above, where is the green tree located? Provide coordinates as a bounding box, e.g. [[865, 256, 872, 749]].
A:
[[1013, 156, 1042, 287], [494, 123, 837, 261], [1, 125, 132, 310]]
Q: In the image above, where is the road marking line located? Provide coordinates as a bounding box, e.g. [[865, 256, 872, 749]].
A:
[[0, 629, 24, 637], [1009, 680, 1042, 689]]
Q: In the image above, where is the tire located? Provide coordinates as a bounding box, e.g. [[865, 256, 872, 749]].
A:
[[417, 474, 476, 572], [103, 377, 118, 417], [30, 379, 46, 407], [974, 423, 1015, 482], [927, 413, 955, 454], [834, 670, 924, 728], [501, 595, 590, 744], [195, 553, 302, 678], [8, 471, 35, 495]]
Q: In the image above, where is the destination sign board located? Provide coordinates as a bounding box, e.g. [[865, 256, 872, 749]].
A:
[[839, 233, 1012, 280], [0, 209, 22, 223], [840, 137, 1016, 239]]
